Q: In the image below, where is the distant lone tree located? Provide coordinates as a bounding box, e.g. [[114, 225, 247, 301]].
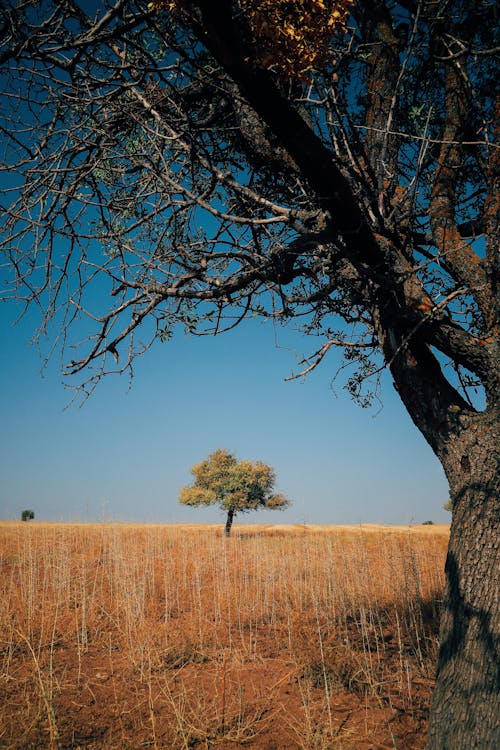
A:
[[21, 510, 34, 522], [179, 449, 290, 536]]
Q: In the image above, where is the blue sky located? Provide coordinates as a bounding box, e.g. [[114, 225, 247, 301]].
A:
[[0, 300, 451, 526]]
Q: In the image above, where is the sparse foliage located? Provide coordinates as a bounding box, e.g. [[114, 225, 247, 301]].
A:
[[0, 1, 498, 746], [155, 0, 354, 79], [179, 449, 290, 535]]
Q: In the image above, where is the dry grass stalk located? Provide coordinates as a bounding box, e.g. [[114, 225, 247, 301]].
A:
[[0, 522, 448, 748]]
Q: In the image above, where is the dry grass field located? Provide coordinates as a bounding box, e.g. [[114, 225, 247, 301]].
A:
[[0, 522, 450, 749]]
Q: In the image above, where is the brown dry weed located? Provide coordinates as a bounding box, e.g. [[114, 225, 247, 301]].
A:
[[0, 522, 449, 749]]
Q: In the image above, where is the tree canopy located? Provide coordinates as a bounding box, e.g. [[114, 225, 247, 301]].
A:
[[1, 0, 497, 414], [0, 2, 498, 747], [179, 449, 290, 535]]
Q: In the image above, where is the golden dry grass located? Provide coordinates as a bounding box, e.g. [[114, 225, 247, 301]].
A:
[[0, 522, 449, 749]]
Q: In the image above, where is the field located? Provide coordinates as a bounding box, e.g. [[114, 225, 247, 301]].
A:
[[0, 522, 450, 749]]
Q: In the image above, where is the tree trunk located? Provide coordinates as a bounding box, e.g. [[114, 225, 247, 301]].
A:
[[224, 507, 234, 537], [426, 414, 499, 749]]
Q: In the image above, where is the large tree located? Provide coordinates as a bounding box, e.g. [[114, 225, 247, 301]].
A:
[[0, 1, 498, 746], [179, 449, 290, 536]]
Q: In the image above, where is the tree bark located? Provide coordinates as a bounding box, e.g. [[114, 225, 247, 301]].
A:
[[224, 507, 234, 537], [426, 412, 500, 749]]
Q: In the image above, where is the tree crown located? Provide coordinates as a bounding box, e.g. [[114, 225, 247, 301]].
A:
[[179, 449, 290, 513]]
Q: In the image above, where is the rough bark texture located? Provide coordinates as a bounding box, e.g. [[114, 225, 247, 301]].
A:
[[426, 410, 500, 749]]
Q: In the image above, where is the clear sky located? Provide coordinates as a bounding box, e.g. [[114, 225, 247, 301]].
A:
[[0, 299, 451, 526]]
